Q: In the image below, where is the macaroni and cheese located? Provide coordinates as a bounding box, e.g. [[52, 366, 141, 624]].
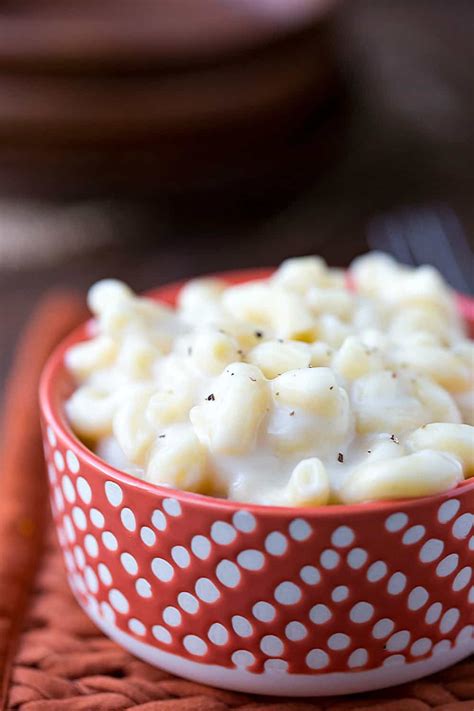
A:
[[65, 254, 474, 506]]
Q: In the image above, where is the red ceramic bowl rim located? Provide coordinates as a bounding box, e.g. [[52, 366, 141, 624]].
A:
[[39, 267, 474, 519]]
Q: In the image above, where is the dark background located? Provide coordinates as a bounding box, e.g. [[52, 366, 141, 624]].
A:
[[1, 0, 473, 393]]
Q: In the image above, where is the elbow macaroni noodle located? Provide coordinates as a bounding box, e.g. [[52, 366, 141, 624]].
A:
[[65, 253, 474, 506]]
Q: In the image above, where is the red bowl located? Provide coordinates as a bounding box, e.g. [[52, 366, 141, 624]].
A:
[[39, 269, 474, 696]]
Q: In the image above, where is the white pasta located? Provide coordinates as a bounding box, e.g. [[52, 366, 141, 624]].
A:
[[178, 277, 226, 321], [284, 458, 330, 506], [64, 253, 474, 506], [272, 368, 342, 416], [66, 386, 121, 439], [65, 335, 117, 379], [116, 334, 160, 379], [113, 385, 157, 464], [406, 423, 474, 477], [393, 344, 470, 392], [145, 389, 192, 428], [342, 450, 463, 504], [248, 340, 311, 379], [145, 424, 209, 493], [332, 336, 384, 380], [307, 287, 354, 321], [190, 363, 270, 455], [351, 371, 430, 435], [191, 330, 241, 376], [87, 278, 133, 316]]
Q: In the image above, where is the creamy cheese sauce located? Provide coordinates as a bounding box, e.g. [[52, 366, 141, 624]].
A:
[[64, 254, 474, 506]]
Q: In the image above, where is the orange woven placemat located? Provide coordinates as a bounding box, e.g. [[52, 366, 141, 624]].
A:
[[5, 523, 473, 711]]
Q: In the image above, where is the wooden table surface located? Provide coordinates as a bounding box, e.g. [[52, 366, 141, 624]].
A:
[[1, 0, 473, 395]]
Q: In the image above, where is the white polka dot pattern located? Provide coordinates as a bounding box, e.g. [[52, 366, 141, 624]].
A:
[[129, 618, 146, 636], [109, 588, 129, 614], [367, 561, 388, 582], [348, 648, 368, 668], [54, 450, 65, 472], [195, 578, 220, 603], [163, 498, 181, 517], [274, 581, 302, 605], [121, 552, 138, 576], [260, 634, 284, 657], [372, 618, 395, 639], [350, 602, 374, 624], [42, 425, 474, 681], [102, 531, 118, 551], [347, 548, 368, 570], [264, 659, 288, 673], [411, 637, 432, 657], [436, 553, 459, 578], [216, 560, 240, 588], [120, 508, 136, 532], [452, 513, 473, 540], [62, 476, 76, 503], [237, 549, 265, 571], [387, 572, 407, 595], [425, 602, 443, 625], [265, 531, 288, 556], [438, 499, 460, 523], [183, 635, 207, 656], [191, 535, 211, 560], [171, 546, 191, 569], [386, 630, 411, 652], [66, 450, 80, 474], [178, 592, 199, 614], [140, 526, 156, 547], [135, 578, 152, 598], [320, 549, 340, 570], [232, 616, 253, 638], [253, 601, 276, 622], [151, 558, 174, 583], [331, 526, 355, 548], [419, 538, 444, 563], [76, 477, 92, 504], [332, 585, 349, 603], [306, 649, 329, 670], [402, 525, 425, 545], [98, 563, 113, 586], [210, 521, 236, 545], [105, 481, 123, 507], [300, 566, 320, 586], [233, 510, 256, 533], [232, 650, 255, 668], [153, 626, 172, 644], [328, 633, 350, 650], [288, 518, 312, 541], [385, 512, 408, 532], [440, 608, 460, 634], [163, 606, 182, 627], [309, 604, 332, 625], [89, 508, 104, 528], [84, 534, 98, 558], [285, 621, 307, 641], [151, 509, 167, 531], [208, 623, 228, 646], [408, 586, 429, 611]]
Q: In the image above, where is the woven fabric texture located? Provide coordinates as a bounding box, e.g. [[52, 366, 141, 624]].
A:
[[5, 526, 474, 710]]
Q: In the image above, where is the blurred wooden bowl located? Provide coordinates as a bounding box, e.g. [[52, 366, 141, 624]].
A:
[[0, 0, 346, 201]]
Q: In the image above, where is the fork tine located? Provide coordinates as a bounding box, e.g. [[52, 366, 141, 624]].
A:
[[367, 214, 415, 266], [436, 206, 474, 292], [404, 207, 473, 294]]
